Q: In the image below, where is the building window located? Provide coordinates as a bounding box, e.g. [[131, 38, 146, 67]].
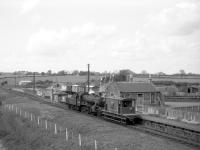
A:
[[122, 100, 132, 107]]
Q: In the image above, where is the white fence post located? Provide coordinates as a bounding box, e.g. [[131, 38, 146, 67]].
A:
[[55, 124, 57, 134], [37, 117, 40, 125], [95, 140, 97, 150], [31, 113, 33, 121], [25, 111, 27, 118], [66, 128, 68, 141], [20, 109, 21, 116], [45, 120, 47, 130], [79, 134, 82, 146]]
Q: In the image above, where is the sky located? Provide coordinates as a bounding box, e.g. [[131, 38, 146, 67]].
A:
[[0, 0, 200, 74]]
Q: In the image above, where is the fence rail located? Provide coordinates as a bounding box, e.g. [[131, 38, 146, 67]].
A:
[[138, 105, 200, 124]]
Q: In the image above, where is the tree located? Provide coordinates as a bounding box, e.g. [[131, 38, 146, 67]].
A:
[[79, 71, 87, 76], [57, 70, 65, 75], [72, 70, 79, 75], [179, 69, 186, 75], [141, 70, 148, 75], [47, 70, 52, 75], [157, 72, 166, 76]]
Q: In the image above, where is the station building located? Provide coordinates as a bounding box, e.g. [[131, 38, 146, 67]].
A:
[[105, 82, 163, 107]]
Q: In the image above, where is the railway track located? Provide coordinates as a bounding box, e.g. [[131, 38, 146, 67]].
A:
[[2, 88, 200, 148]]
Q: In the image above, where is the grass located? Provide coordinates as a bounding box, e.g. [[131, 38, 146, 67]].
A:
[[0, 108, 103, 150], [2, 74, 200, 86]]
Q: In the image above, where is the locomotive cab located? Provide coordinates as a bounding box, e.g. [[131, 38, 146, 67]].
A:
[[119, 98, 136, 115]]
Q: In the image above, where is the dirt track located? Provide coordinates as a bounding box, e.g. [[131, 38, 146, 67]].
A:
[[0, 89, 199, 150]]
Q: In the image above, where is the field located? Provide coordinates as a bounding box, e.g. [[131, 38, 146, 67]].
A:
[[0, 89, 199, 150], [134, 77, 200, 83], [0, 75, 101, 86], [1, 75, 200, 86]]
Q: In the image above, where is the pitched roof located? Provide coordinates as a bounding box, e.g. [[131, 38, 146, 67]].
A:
[[115, 82, 156, 93]]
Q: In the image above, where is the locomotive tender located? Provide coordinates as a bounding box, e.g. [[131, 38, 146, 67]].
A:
[[59, 84, 139, 124]]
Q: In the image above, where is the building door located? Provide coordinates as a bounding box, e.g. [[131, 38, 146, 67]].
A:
[[136, 93, 144, 112]]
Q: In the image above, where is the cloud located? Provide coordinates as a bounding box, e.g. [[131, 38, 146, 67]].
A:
[[20, 0, 40, 14], [145, 1, 200, 36], [31, 13, 41, 25], [111, 0, 200, 73], [27, 22, 117, 59], [25, 1, 200, 73]]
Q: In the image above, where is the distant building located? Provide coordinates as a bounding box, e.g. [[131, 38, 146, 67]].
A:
[[18, 80, 31, 86], [187, 85, 200, 96], [177, 85, 200, 96], [105, 82, 163, 107]]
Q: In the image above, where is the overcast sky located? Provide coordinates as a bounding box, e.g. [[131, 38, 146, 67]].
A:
[[0, 0, 200, 74]]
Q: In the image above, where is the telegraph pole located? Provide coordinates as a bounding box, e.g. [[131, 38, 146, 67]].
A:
[[87, 64, 90, 93]]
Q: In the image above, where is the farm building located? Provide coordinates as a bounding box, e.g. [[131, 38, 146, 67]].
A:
[[105, 82, 163, 107]]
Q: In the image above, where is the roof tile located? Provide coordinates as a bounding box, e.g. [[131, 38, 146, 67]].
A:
[[115, 82, 156, 93]]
